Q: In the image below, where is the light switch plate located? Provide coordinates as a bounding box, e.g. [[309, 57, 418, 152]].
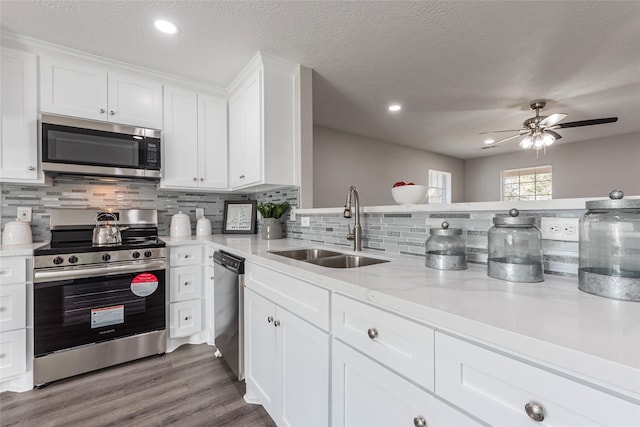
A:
[[301, 217, 310, 227], [17, 207, 32, 222], [195, 208, 205, 219]]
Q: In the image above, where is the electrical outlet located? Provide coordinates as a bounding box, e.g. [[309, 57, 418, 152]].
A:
[[541, 217, 579, 241], [301, 217, 310, 227], [195, 208, 205, 219], [17, 207, 32, 222]]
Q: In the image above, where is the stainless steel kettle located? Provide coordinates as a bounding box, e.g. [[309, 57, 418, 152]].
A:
[[92, 212, 128, 246]]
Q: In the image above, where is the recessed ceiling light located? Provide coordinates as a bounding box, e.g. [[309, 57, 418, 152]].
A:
[[484, 139, 495, 145], [388, 104, 402, 112], [154, 19, 178, 35]]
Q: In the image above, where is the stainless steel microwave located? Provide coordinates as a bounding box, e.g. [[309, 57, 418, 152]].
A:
[[41, 114, 161, 179]]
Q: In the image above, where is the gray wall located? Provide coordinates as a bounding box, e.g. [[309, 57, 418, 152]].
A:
[[464, 133, 640, 202], [313, 126, 465, 207]]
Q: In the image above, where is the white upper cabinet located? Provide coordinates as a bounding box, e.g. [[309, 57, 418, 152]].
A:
[[161, 86, 227, 190], [0, 47, 41, 183], [228, 53, 298, 190], [40, 57, 163, 129]]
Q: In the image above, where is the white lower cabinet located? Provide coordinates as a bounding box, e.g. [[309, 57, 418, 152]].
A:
[[332, 340, 482, 427], [244, 281, 329, 426], [435, 332, 640, 426], [167, 245, 204, 343]]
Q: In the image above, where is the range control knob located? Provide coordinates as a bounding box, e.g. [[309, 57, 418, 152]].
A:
[[144, 250, 153, 258], [102, 254, 111, 262], [53, 256, 64, 265], [68, 256, 79, 264], [132, 251, 141, 259]]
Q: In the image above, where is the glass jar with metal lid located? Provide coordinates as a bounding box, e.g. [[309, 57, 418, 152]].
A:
[[579, 190, 640, 301], [425, 221, 467, 270], [488, 208, 544, 282]]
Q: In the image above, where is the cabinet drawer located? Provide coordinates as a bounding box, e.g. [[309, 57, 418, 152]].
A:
[[170, 245, 202, 266], [333, 294, 435, 392], [435, 332, 640, 426], [245, 263, 329, 331], [0, 329, 27, 379], [169, 300, 202, 338], [0, 258, 26, 285], [169, 265, 202, 303], [0, 284, 26, 332]]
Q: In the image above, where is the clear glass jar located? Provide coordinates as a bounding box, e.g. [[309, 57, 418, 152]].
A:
[[488, 208, 543, 282], [425, 222, 467, 270], [579, 190, 640, 301]]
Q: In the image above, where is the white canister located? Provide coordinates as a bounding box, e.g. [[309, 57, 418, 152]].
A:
[[196, 218, 212, 236], [2, 220, 33, 245], [170, 212, 192, 237]]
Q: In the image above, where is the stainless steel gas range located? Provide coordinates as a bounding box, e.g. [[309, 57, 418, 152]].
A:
[[33, 209, 166, 387]]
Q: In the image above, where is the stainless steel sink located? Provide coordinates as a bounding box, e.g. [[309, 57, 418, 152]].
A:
[[269, 248, 342, 261], [305, 254, 389, 268], [269, 248, 389, 269]]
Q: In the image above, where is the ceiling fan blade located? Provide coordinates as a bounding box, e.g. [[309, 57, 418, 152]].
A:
[[545, 130, 562, 141], [484, 133, 524, 147], [479, 129, 525, 135], [539, 113, 567, 127], [554, 117, 618, 129]]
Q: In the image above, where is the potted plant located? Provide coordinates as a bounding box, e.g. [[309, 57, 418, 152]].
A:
[[257, 201, 291, 240]]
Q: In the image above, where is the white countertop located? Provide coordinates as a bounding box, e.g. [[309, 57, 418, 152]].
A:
[[0, 241, 48, 257], [163, 234, 640, 398]]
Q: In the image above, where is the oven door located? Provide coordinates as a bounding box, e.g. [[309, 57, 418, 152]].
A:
[[34, 264, 166, 357]]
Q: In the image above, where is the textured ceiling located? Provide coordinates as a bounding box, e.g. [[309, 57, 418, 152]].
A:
[[1, 1, 639, 159]]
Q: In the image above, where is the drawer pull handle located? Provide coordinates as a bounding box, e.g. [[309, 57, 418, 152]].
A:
[[183, 282, 190, 286], [413, 416, 427, 427], [184, 254, 191, 258], [274, 320, 281, 327], [524, 402, 545, 422], [267, 316, 274, 323], [184, 316, 191, 321], [28, 166, 36, 171], [0, 307, 6, 312], [210, 276, 214, 280], [239, 174, 245, 179], [0, 353, 5, 359], [367, 328, 378, 340]]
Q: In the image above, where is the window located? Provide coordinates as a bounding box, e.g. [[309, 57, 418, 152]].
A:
[[501, 165, 552, 201], [428, 170, 451, 204]]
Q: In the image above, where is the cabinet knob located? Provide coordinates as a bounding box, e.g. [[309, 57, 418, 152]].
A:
[[274, 320, 281, 327], [210, 276, 214, 280], [267, 316, 274, 323], [367, 328, 378, 340], [0, 353, 5, 359], [27, 165, 36, 171], [99, 108, 106, 114], [0, 307, 6, 312], [183, 281, 190, 286], [193, 177, 197, 181], [184, 254, 191, 258], [200, 178, 204, 181], [413, 416, 427, 427], [184, 316, 191, 321], [239, 174, 245, 179], [524, 402, 545, 422], [109, 110, 116, 115]]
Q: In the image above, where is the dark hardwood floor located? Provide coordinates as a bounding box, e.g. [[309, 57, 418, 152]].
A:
[[0, 344, 276, 427]]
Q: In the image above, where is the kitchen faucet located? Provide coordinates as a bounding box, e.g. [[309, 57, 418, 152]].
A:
[[344, 185, 362, 251]]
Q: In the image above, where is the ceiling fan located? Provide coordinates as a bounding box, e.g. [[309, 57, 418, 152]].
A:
[[481, 101, 618, 151]]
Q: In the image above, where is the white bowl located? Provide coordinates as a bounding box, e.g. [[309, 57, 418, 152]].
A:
[[392, 185, 428, 205]]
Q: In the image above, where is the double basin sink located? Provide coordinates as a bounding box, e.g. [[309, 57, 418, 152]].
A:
[[269, 248, 389, 269]]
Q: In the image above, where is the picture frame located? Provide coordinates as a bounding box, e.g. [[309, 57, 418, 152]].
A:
[[222, 200, 257, 234]]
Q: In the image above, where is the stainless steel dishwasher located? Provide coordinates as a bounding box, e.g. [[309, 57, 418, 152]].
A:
[[213, 250, 245, 380]]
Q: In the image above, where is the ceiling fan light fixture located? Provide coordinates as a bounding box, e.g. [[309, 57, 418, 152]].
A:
[[519, 135, 533, 149], [542, 132, 556, 146]]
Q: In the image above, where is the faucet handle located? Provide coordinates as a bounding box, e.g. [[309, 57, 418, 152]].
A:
[[346, 224, 354, 240], [343, 207, 352, 218]]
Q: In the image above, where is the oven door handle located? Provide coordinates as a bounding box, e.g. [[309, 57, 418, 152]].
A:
[[34, 260, 166, 283]]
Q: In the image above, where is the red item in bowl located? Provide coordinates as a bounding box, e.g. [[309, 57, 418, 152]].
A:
[[407, 182, 415, 185], [393, 181, 406, 188]]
